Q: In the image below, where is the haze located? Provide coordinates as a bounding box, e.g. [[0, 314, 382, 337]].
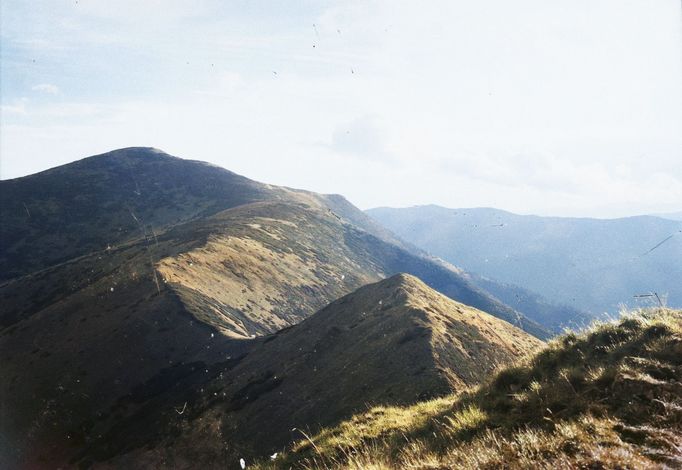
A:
[[1, 0, 681, 217]]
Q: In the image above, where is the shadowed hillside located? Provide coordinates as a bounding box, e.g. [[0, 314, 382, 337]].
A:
[[270, 308, 682, 469], [0, 149, 547, 468], [0, 147, 273, 282], [74, 274, 542, 468]]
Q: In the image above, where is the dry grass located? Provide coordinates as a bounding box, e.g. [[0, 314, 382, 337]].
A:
[[156, 201, 385, 339], [260, 308, 682, 469]]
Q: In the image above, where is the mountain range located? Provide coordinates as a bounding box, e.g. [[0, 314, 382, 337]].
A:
[[655, 211, 682, 221], [1, 148, 679, 469], [1, 148, 551, 468], [367, 205, 682, 315]]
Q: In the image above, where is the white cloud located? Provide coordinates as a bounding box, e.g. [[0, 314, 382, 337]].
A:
[[328, 115, 394, 162], [31, 83, 60, 94], [0, 98, 28, 115]]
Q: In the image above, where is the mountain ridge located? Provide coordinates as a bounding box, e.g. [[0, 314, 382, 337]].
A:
[[1, 148, 547, 339], [0, 148, 547, 468], [75, 273, 542, 468], [272, 307, 682, 469], [367, 205, 682, 314]]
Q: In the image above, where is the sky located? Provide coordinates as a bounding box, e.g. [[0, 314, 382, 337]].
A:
[[1, 0, 682, 218]]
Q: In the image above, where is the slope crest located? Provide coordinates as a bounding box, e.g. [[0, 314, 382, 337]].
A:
[[82, 274, 543, 467]]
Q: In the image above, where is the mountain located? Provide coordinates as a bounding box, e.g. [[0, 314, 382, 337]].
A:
[[73, 274, 543, 468], [654, 210, 682, 222], [471, 274, 594, 332], [367, 205, 682, 315], [276, 308, 682, 469], [0, 148, 273, 282], [1, 149, 546, 338], [0, 148, 547, 468]]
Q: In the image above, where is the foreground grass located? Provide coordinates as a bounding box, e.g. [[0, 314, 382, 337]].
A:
[[259, 309, 682, 469]]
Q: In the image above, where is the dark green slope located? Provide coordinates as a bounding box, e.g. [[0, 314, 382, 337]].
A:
[[0, 147, 271, 281]]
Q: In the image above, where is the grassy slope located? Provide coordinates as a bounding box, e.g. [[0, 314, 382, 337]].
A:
[[0, 148, 548, 466], [268, 308, 682, 469], [1, 148, 547, 339], [77, 274, 542, 467]]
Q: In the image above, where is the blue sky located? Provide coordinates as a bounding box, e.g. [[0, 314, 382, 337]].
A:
[[2, 0, 682, 217]]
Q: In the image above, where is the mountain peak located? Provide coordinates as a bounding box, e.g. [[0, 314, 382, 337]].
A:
[[353, 272, 421, 296], [81, 146, 177, 165], [308, 274, 543, 365], [380, 272, 422, 287], [94, 146, 171, 158]]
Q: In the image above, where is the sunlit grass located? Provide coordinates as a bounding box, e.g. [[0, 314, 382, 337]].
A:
[[258, 308, 682, 469]]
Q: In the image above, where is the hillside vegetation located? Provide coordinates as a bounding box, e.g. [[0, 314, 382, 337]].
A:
[[0, 148, 546, 468], [266, 308, 682, 469], [75, 274, 542, 468]]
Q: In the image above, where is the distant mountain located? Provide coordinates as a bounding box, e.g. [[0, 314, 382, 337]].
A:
[[0, 149, 546, 468], [654, 210, 682, 221], [75, 274, 543, 467], [470, 274, 594, 332], [367, 205, 682, 315]]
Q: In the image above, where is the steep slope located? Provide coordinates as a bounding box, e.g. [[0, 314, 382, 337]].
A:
[[1, 149, 545, 338], [77, 274, 543, 468], [0, 149, 547, 468], [367, 205, 682, 314], [0, 148, 409, 284], [275, 308, 682, 469], [0, 147, 273, 282], [0, 232, 255, 468]]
